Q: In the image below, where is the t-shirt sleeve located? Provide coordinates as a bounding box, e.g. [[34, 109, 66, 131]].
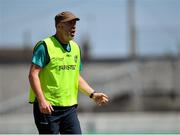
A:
[[31, 41, 47, 68]]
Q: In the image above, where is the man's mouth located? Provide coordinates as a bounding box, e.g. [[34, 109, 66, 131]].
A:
[[70, 30, 75, 37]]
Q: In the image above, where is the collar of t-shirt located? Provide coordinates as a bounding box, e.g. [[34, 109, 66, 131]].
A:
[[53, 35, 71, 52]]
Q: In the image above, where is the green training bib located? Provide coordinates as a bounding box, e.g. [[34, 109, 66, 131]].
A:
[[29, 36, 80, 106]]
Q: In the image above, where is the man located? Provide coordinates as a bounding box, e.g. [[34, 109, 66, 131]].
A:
[[28, 11, 109, 134]]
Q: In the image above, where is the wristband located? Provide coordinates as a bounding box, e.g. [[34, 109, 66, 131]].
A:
[[89, 91, 96, 98]]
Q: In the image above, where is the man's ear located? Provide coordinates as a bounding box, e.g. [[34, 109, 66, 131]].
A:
[[56, 23, 62, 30]]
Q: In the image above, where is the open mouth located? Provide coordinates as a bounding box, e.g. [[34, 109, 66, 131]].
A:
[[70, 30, 75, 37]]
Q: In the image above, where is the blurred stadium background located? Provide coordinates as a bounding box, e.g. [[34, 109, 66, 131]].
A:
[[0, 0, 180, 134]]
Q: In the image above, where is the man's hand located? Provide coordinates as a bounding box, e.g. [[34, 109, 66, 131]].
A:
[[39, 99, 54, 114], [92, 92, 109, 106]]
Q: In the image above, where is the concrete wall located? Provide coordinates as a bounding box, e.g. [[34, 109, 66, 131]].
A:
[[0, 59, 180, 113], [0, 59, 180, 133]]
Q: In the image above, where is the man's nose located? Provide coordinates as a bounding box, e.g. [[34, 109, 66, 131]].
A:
[[72, 25, 76, 29]]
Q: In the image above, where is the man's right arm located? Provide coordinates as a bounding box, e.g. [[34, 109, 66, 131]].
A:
[[28, 41, 53, 114], [28, 64, 54, 114], [28, 64, 45, 104]]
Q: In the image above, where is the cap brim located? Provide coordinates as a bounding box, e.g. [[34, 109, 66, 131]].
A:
[[61, 17, 80, 22]]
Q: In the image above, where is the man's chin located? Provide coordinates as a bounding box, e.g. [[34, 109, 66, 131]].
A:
[[68, 35, 74, 40]]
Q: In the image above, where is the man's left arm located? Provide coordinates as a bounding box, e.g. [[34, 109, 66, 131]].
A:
[[78, 75, 109, 106]]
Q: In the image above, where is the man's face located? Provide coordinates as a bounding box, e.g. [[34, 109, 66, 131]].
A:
[[58, 20, 77, 41]]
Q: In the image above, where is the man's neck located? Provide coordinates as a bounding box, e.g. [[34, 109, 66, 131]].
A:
[[55, 33, 68, 44]]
